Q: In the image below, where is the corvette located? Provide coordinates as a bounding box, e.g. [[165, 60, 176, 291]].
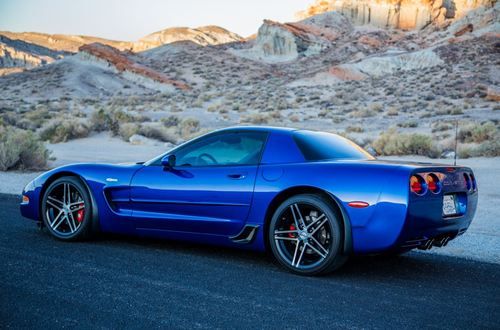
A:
[[20, 126, 478, 275]]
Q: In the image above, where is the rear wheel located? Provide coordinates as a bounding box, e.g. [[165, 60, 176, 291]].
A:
[[41, 176, 92, 241], [268, 194, 347, 276]]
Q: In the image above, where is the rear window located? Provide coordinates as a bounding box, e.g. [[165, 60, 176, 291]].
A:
[[293, 130, 374, 161]]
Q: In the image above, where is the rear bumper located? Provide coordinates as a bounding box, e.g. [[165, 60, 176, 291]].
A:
[[396, 191, 478, 251]]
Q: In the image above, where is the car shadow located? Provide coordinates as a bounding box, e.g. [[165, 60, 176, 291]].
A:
[[92, 232, 499, 282]]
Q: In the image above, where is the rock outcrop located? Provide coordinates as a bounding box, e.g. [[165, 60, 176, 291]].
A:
[[0, 35, 65, 69], [78, 43, 190, 91], [232, 12, 352, 62], [296, 0, 496, 30]]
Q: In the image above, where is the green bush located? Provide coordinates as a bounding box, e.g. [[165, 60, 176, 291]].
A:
[[90, 109, 146, 135], [0, 126, 50, 171], [371, 129, 440, 158], [161, 115, 180, 128], [39, 119, 90, 143], [458, 121, 497, 143]]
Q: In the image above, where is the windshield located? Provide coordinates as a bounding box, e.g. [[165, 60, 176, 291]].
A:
[[293, 130, 374, 161]]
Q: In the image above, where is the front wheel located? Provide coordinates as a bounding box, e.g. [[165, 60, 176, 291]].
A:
[[268, 194, 347, 276], [41, 176, 93, 241]]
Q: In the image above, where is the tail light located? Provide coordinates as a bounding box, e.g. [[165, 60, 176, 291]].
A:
[[410, 175, 425, 195], [426, 173, 441, 194], [470, 173, 477, 191], [463, 173, 472, 191]]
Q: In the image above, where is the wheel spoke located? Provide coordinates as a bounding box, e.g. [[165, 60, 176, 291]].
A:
[[52, 215, 66, 230], [310, 236, 329, 256], [306, 213, 325, 230], [63, 183, 67, 204], [274, 229, 298, 235], [48, 196, 64, 206], [294, 243, 307, 267], [307, 241, 327, 259], [67, 212, 78, 233], [70, 204, 85, 213], [274, 236, 298, 242], [310, 218, 328, 236], [49, 210, 63, 227], [291, 240, 301, 267], [66, 184, 72, 205], [290, 204, 306, 229], [47, 200, 63, 211]]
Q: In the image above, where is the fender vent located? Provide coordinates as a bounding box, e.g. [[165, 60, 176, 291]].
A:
[[230, 225, 259, 244]]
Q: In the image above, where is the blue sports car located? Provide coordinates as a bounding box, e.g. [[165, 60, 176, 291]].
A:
[[20, 126, 478, 275]]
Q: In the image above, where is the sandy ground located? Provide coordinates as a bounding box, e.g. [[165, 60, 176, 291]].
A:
[[0, 136, 498, 264]]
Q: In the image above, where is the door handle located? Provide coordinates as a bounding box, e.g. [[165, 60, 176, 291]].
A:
[[227, 173, 246, 180]]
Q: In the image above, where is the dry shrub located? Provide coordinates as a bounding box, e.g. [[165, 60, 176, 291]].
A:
[[90, 108, 147, 135], [179, 118, 200, 139], [458, 121, 498, 143], [241, 113, 269, 124], [39, 119, 90, 143], [118, 123, 140, 141], [138, 124, 177, 144], [0, 126, 50, 171], [371, 129, 440, 158]]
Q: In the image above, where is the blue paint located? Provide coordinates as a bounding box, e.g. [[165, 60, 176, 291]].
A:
[[20, 126, 478, 255]]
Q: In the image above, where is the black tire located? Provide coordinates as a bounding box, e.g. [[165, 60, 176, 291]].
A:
[[41, 176, 93, 241], [268, 194, 347, 276]]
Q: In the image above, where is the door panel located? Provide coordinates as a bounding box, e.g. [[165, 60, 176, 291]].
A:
[[130, 165, 258, 235]]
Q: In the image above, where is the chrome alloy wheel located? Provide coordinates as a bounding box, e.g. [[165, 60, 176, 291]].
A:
[[45, 182, 86, 236], [273, 203, 332, 270]]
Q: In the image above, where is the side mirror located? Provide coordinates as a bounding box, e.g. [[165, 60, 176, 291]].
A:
[[161, 154, 176, 169]]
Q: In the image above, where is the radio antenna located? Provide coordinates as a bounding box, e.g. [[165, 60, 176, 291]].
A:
[[454, 120, 458, 166]]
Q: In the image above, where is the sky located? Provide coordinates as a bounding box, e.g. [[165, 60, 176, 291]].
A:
[[0, 0, 312, 40]]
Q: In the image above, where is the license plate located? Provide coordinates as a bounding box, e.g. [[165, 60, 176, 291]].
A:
[[443, 195, 457, 216]]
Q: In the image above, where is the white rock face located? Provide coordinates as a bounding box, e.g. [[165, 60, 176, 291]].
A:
[[342, 48, 445, 77], [297, 0, 496, 30], [232, 11, 353, 63], [292, 48, 445, 86], [0, 35, 63, 69]]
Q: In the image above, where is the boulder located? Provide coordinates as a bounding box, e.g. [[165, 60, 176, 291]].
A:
[[454, 24, 474, 37], [486, 86, 500, 102]]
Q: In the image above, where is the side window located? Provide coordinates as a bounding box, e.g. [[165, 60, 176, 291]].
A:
[[174, 132, 267, 167]]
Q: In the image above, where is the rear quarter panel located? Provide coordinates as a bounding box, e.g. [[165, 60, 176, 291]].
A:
[[248, 161, 411, 253]]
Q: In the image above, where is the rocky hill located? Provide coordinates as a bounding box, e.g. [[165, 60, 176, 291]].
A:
[[0, 26, 243, 72], [134, 26, 242, 51], [0, 31, 131, 52], [0, 1, 498, 157]]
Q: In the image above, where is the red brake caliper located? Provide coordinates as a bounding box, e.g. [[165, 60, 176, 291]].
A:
[[289, 224, 296, 238], [76, 203, 85, 223]]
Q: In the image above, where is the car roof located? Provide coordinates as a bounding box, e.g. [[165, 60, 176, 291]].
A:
[[214, 126, 298, 134]]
